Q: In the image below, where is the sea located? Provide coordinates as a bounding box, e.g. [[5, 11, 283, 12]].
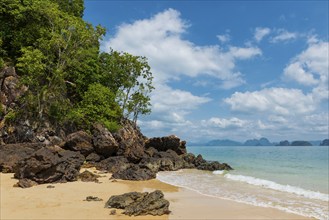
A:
[[156, 145, 329, 220]]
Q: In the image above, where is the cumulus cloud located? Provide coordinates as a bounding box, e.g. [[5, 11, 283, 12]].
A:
[[201, 117, 249, 129], [270, 29, 298, 43], [254, 27, 271, 42], [283, 41, 329, 100], [224, 87, 315, 116], [105, 8, 261, 86]]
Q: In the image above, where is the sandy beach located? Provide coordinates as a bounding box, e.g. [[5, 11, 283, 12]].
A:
[[1, 168, 312, 220]]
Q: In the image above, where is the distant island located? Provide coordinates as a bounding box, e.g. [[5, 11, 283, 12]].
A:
[[190, 138, 329, 146]]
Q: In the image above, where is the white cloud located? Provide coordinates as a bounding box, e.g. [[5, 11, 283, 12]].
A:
[[201, 117, 249, 129], [224, 87, 315, 116], [217, 33, 230, 43], [283, 41, 329, 101], [270, 29, 298, 43], [105, 8, 261, 87], [254, 27, 271, 42]]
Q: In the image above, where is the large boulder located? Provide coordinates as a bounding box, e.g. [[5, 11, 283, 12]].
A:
[[112, 165, 156, 181], [105, 190, 170, 216], [64, 131, 94, 156], [14, 146, 85, 186], [145, 135, 186, 155], [0, 143, 44, 173], [193, 154, 233, 171], [95, 156, 130, 173], [92, 124, 119, 157], [113, 120, 146, 163]]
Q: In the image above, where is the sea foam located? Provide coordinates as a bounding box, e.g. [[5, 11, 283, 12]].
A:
[[224, 173, 329, 202], [212, 170, 225, 175]]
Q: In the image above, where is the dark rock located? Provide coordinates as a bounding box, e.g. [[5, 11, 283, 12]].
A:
[[112, 165, 156, 181], [78, 170, 100, 182], [86, 153, 102, 162], [105, 191, 147, 209], [14, 178, 38, 188], [84, 196, 103, 201], [182, 153, 196, 165], [0, 143, 44, 173], [105, 190, 170, 216], [96, 156, 130, 173], [145, 135, 186, 155], [46, 185, 55, 188], [14, 146, 85, 185], [92, 124, 119, 157], [113, 120, 146, 163], [64, 131, 94, 156], [193, 154, 206, 167], [197, 161, 233, 171]]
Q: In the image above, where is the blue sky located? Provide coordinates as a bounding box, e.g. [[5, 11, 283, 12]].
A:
[[84, 0, 329, 142]]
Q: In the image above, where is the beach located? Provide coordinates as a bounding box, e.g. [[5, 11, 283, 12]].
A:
[[1, 168, 312, 220]]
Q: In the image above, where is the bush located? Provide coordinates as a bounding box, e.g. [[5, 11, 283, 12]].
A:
[[68, 83, 121, 132]]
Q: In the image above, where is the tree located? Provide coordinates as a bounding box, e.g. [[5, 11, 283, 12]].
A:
[[98, 50, 154, 124]]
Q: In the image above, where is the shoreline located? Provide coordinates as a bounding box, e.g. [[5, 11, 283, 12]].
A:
[[0, 168, 313, 220]]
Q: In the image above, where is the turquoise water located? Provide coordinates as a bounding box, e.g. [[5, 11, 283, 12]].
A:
[[157, 146, 329, 219]]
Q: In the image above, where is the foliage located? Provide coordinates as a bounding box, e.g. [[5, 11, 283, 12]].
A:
[[68, 83, 121, 131], [0, 0, 154, 129], [4, 110, 17, 124], [98, 50, 154, 123]]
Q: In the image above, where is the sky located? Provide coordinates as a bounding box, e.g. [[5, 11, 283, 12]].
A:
[[84, 0, 329, 143]]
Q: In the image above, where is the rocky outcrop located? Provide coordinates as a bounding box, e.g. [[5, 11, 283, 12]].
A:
[[0, 143, 44, 172], [113, 120, 146, 163], [145, 135, 186, 155], [63, 131, 94, 156], [92, 124, 119, 157], [105, 190, 170, 216], [96, 156, 130, 173], [193, 154, 233, 171], [112, 165, 156, 181], [14, 146, 84, 186]]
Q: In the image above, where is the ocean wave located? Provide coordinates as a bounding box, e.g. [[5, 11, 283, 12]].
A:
[[224, 173, 329, 202], [212, 170, 225, 175]]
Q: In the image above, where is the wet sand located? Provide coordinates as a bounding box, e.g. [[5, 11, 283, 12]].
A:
[[0, 168, 312, 220]]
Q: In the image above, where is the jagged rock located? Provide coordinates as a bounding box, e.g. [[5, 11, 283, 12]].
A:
[[0, 143, 44, 173], [14, 178, 38, 188], [86, 152, 102, 162], [114, 120, 146, 163], [63, 131, 94, 156], [92, 124, 119, 157], [105, 190, 170, 216], [112, 165, 156, 181], [182, 153, 196, 165], [14, 146, 85, 185], [145, 135, 186, 155], [193, 154, 233, 171], [96, 156, 130, 173], [78, 170, 100, 182]]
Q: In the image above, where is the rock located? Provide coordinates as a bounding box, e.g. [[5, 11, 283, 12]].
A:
[[0, 143, 44, 173], [92, 124, 119, 157], [105, 191, 147, 209], [145, 135, 186, 155], [112, 165, 156, 181], [46, 185, 55, 188], [14, 146, 85, 185], [84, 196, 103, 201], [96, 156, 130, 173], [78, 170, 100, 182], [14, 178, 38, 188], [105, 190, 170, 216], [192, 154, 233, 171], [109, 210, 116, 215], [113, 120, 146, 163], [64, 131, 94, 156], [86, 152, 102, 162]]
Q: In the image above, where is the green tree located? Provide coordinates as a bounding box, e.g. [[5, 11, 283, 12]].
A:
[[98, 50, 154, 124], [68, 83, 121, 131]]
